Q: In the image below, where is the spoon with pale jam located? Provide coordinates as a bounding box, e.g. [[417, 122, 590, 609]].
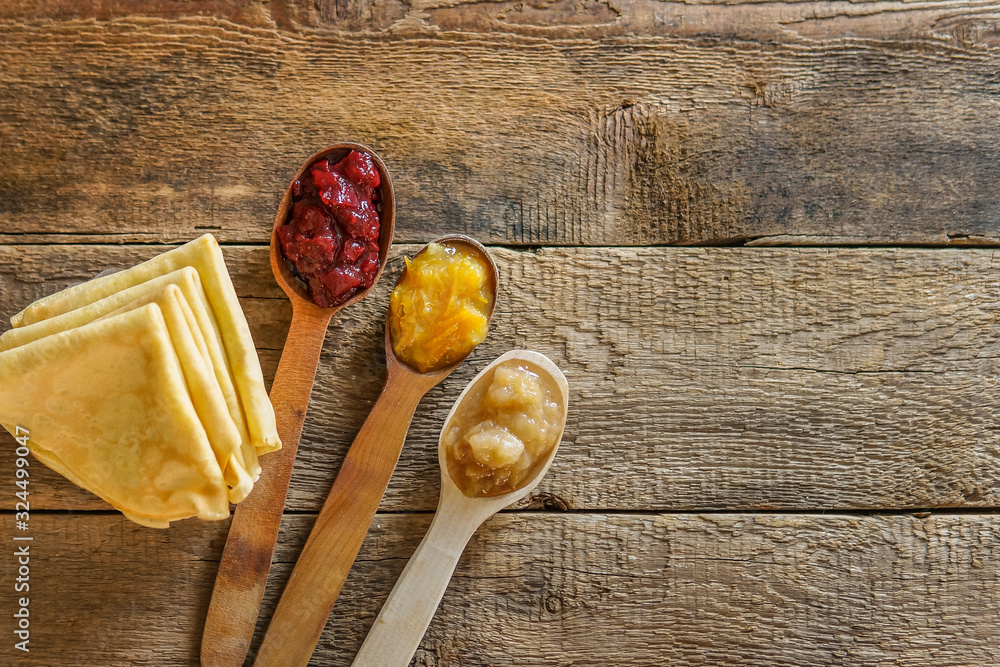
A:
[[352, 350, 569, 667]]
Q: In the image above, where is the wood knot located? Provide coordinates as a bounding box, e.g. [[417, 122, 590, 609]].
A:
[[524, 492, 571, 511], [543, 591, 565, 614]]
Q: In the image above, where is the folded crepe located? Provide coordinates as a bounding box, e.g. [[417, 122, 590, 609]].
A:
[[1, 282, 257, 504], [0, 269, 261, 502], [0, 305, 230, 528], [3, 266, 256, 469], [10, 234, 280, 455]]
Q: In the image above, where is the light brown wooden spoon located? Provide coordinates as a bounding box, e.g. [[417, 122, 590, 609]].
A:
[[201, 143, 395, 667], [251, 235, 499, 667], [352, 350, 568, 667]]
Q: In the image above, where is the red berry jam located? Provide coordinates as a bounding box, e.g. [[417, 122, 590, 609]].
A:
[[277, 149, 383, 308]]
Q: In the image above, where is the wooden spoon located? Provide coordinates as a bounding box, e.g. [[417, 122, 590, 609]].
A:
[[352, 350, 569, 667], [251, 235, 500, 667], [201, 143, 395, 667]]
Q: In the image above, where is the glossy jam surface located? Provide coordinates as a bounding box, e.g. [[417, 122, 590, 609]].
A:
[[277, 150, 382, 308], [388, 242, 492, 373], [445, 361, 564, 497]]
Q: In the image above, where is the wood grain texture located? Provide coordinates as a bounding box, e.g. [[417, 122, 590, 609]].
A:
[[2, 244, 999, 513], [0, 10, 999, 246], [2, 512, 998, 666], [4, 1, 999, 47]]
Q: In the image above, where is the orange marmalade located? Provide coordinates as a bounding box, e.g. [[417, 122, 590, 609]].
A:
[[388, 242, 492, 373]]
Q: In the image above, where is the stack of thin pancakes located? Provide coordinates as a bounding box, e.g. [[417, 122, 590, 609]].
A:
[[0, 235, 281, 527]]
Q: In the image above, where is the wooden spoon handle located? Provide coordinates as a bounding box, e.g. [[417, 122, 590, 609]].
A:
[[252, 369, 431, 667], [202, 304, 332, 667], [352, 495, 484, 667]]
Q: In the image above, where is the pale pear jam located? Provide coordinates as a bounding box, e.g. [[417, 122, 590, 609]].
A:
[[444, 360, 564, 497]]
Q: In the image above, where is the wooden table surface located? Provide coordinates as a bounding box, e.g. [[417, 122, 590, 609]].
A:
[[2, 2, 999, 665]]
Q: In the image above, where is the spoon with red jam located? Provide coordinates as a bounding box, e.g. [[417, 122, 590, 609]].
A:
[[201, 143, 395, 667]]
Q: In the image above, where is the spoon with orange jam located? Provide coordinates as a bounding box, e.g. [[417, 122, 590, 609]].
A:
[[353, 350, 569, 666], [252, 235, 499, 667]]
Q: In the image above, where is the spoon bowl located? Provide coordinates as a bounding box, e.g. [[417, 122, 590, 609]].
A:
[[270, 142, 396, 312], [352, 350, 569, 667], [437, 349, 568, 508], [384, 234, 500, 382], [202, 143, 395, 667]]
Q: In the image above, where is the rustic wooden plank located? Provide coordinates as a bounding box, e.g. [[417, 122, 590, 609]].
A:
[[0, 17, 998, 246], [2, 244, 999, 512], [1, 512, 997, 666], [5, 0, 999, 44]]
